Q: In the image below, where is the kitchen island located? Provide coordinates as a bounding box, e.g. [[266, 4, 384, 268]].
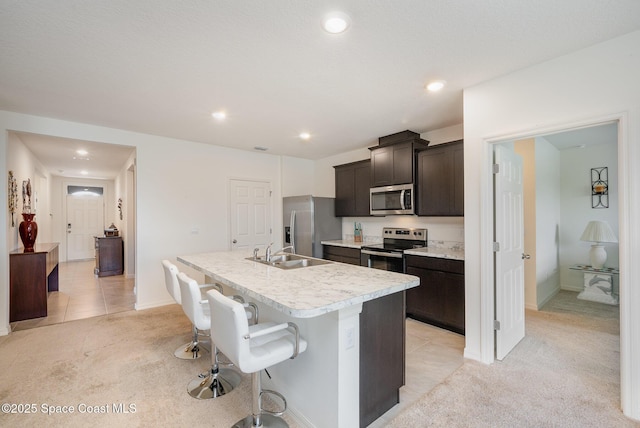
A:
[[178, 250, 419, 428]]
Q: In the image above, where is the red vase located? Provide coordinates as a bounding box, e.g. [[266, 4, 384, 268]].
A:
[[19, 213, 38, 252]]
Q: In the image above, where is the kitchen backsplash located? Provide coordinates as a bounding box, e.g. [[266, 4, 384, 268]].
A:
[[341, 216, 464, 249]]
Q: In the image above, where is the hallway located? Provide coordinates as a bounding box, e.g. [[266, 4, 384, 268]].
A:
[[10, 260, 135, 332]]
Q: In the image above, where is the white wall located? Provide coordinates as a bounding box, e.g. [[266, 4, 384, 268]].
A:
[[6, 132, 52, 250], [559, 141, 619, 291], [282, 156, 315, 197], [0, 110, 287, 335], [463, 30, 640, 419], [534, 138, 561, 306]]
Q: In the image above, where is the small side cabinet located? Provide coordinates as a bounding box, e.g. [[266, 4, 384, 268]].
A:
[[95, 236, 124, 277]]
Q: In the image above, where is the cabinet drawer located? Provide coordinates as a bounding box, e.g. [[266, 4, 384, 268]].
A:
[[323, 245, 361, 265], [405, 255, 464, 274]]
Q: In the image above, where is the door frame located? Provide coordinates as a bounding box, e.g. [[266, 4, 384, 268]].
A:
[[478, 112, 630, 406]]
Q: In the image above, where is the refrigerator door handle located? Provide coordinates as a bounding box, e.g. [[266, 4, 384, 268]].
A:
[[290, 210, 296, 253]]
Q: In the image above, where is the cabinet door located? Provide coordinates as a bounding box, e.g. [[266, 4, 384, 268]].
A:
[[452, 143, 464, 215], [392, 142, 414, 185], [417, 140, 463, 216], [442, 272, 465, 333], [334, 160, 371, 217], [371, 142, 414, 187], [371, 146, 393, 187], [405, 266, 444, 321], [335, 165, 356, 216], [353, 160, 371, 216]]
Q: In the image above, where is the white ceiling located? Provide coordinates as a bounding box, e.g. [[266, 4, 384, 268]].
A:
[[542, 123, 618, 151], [2, 1, 640, 177]]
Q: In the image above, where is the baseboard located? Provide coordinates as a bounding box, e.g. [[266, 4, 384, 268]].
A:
[[536, 287, 561, 310], [134, 298, 175, 311], [560, 284, 583, 292]]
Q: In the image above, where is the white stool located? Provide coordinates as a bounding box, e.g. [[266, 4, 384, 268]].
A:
[[177, 272, 247, 399], [207, 289, 307, 427], [162, 259, 218, 359]]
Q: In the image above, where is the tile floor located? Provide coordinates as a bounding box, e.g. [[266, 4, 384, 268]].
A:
[[369, 319, 466, 427], [10, 259, 136, 332]]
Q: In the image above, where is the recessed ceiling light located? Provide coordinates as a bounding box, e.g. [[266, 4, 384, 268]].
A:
[[80, 170, 88, 175], [211, 111, 226, 120], [299, 132, 311, 140], [322, 12, 351, 34], [426, 80, 446, 92], [76, 149, 88, 156]]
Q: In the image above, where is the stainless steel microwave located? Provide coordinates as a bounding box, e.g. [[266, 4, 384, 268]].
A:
[[370, 183, 414, 215]]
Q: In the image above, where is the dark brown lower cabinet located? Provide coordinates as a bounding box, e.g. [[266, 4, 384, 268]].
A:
[[323, 244, 406, 427], [405, 255, 465, 335], [322, 244, 362, 265], [360, 291, 405, 427]]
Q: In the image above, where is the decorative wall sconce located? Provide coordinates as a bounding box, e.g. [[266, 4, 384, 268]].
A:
[[117, 198, 123, 220], [591, 167, 608, 209]]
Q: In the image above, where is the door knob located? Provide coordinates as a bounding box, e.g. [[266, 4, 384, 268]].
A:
[[522, 253, 531, 260], [232, 239, 237, 244]]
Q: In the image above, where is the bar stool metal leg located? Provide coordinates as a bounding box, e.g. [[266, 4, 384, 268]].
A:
[[174, 325, 204, 359], [232, 371, 288, 428], [187, 344, 241, 399]]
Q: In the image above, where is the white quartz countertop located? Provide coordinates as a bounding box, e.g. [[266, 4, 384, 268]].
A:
[[404, 247, 465, 260], [178, 250, 419, 318]]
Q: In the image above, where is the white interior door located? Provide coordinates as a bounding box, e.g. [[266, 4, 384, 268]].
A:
[[494, 145, 526, 360], [67, 194, 104, 260], [229, 179, 271, 251]]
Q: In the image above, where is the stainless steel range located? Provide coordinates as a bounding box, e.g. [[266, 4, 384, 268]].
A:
[[361, 227, 427, 272]]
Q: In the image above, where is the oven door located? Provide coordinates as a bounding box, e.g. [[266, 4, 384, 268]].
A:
[[361, 249, 404, 273]]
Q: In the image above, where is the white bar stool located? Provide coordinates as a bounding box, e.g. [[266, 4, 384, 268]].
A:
[[207, 289, 307, 428], [177, 272, 246, 399], [162, 259, 218, 359]]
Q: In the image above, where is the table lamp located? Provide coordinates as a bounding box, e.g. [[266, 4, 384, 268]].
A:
[[580, 220, 618, 269]]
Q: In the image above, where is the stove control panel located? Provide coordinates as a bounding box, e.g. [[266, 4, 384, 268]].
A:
[[382, 227, 427, 242]]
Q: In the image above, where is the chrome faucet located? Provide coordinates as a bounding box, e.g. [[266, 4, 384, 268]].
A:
[[265, 244, 294, 262], [265, 243, 274, 262], [275, 245, 295, 255]]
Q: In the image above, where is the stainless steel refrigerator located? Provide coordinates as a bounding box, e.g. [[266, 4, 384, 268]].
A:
[[283, 195, 342, 258]]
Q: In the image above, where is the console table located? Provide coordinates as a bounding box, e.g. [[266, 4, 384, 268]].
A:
[[10, 243, 59, 322], [570, 264, 619, 305]]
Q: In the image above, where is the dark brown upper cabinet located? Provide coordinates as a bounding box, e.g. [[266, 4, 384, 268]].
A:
[[334, 159, 371, 217], [416, 140, 464, 216], [369, 135, 429, 187]]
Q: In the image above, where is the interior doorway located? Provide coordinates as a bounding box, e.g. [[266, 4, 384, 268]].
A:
[[492, 120, 621, 382], [7, 131, 137, 328]]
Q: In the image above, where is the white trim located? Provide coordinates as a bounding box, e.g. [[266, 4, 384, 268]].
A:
[[478, 111, 630, 412]]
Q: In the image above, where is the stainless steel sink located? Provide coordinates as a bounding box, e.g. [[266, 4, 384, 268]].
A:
[[246, 253, 332, 269]]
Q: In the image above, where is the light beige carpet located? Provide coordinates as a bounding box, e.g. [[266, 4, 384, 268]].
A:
[[389, 292, 639, 427], [0, 304, 298, 428]]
